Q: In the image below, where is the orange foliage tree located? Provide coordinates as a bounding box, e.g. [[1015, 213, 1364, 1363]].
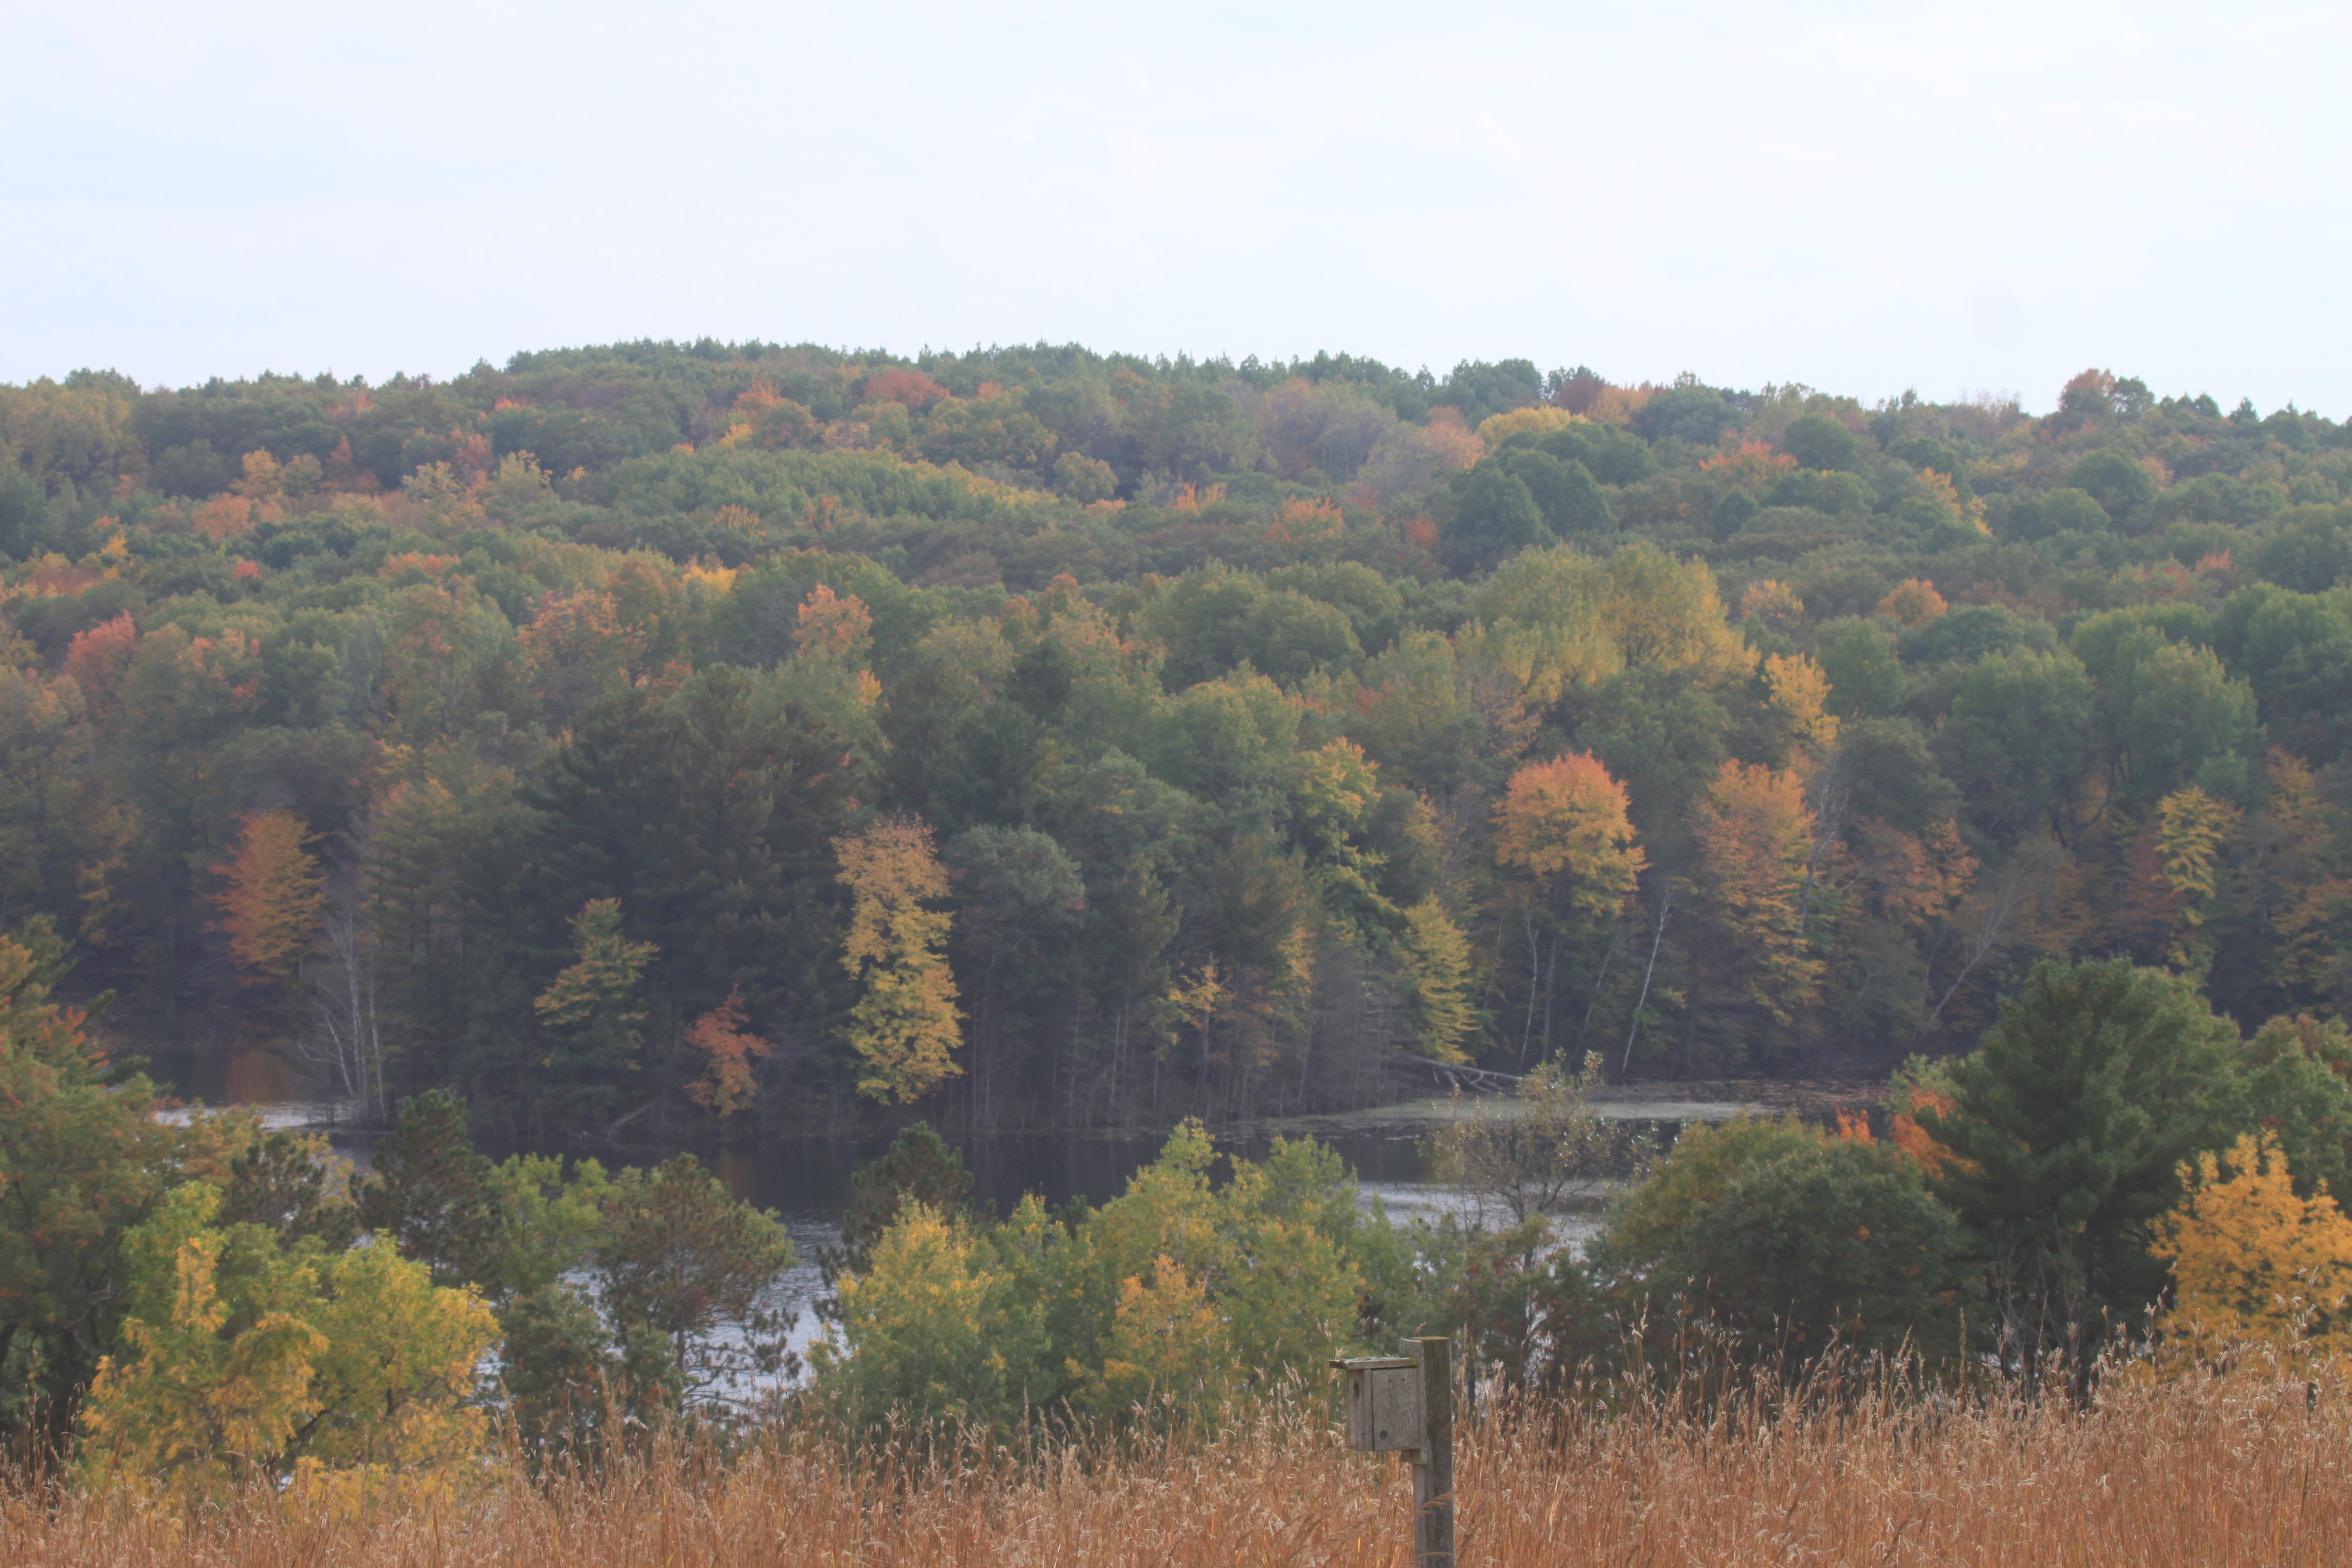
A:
[[209, 810, 327, 989], [518, 588, 637, 723], [62, 612, 139, 725], [1494, 754, 1645, 926], [1701, 440, 1797, 493], [796, 585, 875, 661], [1876, 578, 1948, 627], [684, 984, 774, 1117]]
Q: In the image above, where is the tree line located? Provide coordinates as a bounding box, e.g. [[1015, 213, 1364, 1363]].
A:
[[1, 347, 2350, 1135]]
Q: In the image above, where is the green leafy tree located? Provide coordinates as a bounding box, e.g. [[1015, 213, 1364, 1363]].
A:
[[818, 1123, 1380, 1434], [2217, 587, 2352, 765], [218, 1130, 357, 1252], [1936, 649, 2099, 847], [1601, 1124, 1967, 1370], [495, 1283, 674, 1461], [1601, 1115, 1826, 1271], [944, 825, 1084, 1112], [1815, 619, 1904, 720], [2066, 448, 2156, 531], [1443, 462, 1551, 576], [2071, 610, 2257, 810], [593, 1154, 797, 1406], [1500, 448, 1613, 536], [0, 928, 173, 1452], [1779, 413, 1865, 472], [354, 1090, 503, 1293], [532, 897, 660, 1115], [517, 669, 862, 1081], [1916, 959, 2245, 1391], [2228, 1014, 2352, 1205]]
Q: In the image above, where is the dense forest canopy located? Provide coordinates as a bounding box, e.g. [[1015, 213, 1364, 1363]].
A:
[[2, 341, 2348, 1136]]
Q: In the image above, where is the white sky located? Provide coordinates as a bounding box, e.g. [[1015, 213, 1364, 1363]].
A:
[[5, 0, 2345, 416]]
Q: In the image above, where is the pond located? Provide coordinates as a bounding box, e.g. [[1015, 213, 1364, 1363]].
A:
[[145, 1044, 1551, 1372]]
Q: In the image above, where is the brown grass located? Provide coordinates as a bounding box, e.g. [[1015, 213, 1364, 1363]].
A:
[[8, 1365, 2350, 1566]]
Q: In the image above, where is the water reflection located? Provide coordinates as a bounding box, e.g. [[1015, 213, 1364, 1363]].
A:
[[146, 1043, 1511, 1241], [143, 1042, 305, 1108]]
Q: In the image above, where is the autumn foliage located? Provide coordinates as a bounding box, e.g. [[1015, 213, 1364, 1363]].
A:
[[2151, 1131, 2352, 1369], [683, 985, 773, 1116], [1691, 761, 1820, 1024], [209, 810, 327, 989], [835, 818, 964, 1104], [3, 339, 2352, 1134], [1494, 752, 1644, 923]]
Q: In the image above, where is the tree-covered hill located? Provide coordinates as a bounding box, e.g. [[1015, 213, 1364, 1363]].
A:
[[2, 343, 2347, 1135]]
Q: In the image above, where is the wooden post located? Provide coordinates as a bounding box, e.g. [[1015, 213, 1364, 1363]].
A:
[[1413, 1335, 1455, 1568], [1334, 1344, 1454, 1566]]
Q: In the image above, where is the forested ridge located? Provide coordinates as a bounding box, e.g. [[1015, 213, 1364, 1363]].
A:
[[3, 343, 2349, 1137]]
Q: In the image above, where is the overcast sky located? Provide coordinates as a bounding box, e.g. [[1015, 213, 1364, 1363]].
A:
[[5, 0, 2344, 415]]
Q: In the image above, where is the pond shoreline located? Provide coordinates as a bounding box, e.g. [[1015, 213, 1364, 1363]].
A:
[[154, 1075, 1892, 1150]]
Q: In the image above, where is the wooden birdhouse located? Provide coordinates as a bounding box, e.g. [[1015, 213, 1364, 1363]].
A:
[[1335, 1355, 1423, 1452]]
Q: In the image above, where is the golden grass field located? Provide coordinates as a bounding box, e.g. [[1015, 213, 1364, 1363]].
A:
[[8, 1364, 2346, 1566]]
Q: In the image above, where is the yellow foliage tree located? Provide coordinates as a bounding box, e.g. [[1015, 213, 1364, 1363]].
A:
[[1465, 544, 1753, 708], [1692, 760, 1822, 1026], [836, 817, 965, 1103], [301, 1239, 498, 1479], [1738, 578, 1805, 636], [1088, 1254, 1226, 1415], [79, 1184, 323, 1499], [1763, 651, 1839, 752], [818, 1202, 1046, 1430], [1493, 751, 1644, 1062], [2150, 1132, 2352, 1374], [209, 809, 327, 989], [1397, 897, 1478, 1064], [533, 899, 659, 1088], [2156, 785, 2241, 923], [2155, 784, 2243, 975], [79, 1183, 497, 1502], [1475, 406, 1586, 444]]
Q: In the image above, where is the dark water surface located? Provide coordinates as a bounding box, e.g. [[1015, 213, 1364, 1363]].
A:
[[147, 1043, 1456, 1225]]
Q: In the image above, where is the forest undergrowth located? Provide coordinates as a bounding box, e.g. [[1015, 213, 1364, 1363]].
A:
[[9, 1357, 2344, 1567]]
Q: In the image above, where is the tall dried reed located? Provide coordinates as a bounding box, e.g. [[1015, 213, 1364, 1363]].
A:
[[9, 1361, 2349, 1566]]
